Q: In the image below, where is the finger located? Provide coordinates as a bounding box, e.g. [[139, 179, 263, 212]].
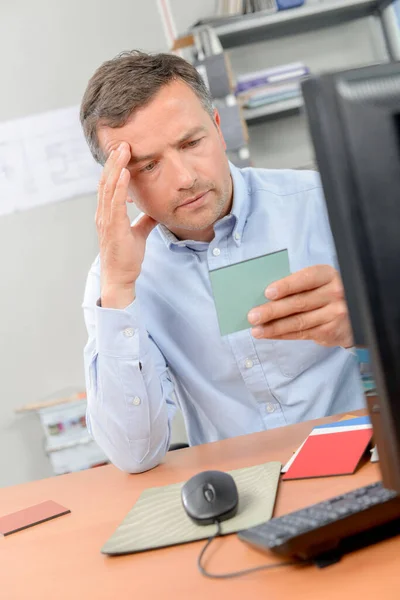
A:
[[109, 168, 131, 222], [131, 213, 158, 239], [102, 143, 131, 221], [248, 282, 334, 326], [257, 320, 344, 347], [98, 145, 125, 208], [254, 326, 325, 344], [102, 148, 117, 182], [98, 148, 115, 191], [265, 265, 336, 301], [96, 149, 115, 223], [251, 305, 332, 339]]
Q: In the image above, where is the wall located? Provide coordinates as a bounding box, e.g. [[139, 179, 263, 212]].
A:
[[169, 0, 216, 33], [0, 0, 173, 488]]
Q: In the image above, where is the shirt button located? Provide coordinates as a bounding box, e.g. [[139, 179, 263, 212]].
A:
[[212, 248, 221, 257], [266, 403, 275, 413], [244, 358, 253, 369], [234, 233, 241, 241], [131, 396, 141, 406], [123, 327, 135, 338]]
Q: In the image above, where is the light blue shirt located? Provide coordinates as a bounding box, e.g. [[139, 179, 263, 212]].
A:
[[83, 163, 365, 473]]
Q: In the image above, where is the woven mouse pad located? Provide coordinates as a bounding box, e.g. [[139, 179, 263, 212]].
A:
[[101, 461, 281, 555]]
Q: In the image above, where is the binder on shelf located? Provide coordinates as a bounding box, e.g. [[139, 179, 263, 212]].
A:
[[195, 53, 233, 98], [217, 103, 248, 151]]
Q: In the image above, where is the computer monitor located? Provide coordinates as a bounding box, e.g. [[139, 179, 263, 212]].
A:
[[301, 62, 400, 494]]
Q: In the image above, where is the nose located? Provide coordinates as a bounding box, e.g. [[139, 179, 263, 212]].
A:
[[170, 153, 196, 190]]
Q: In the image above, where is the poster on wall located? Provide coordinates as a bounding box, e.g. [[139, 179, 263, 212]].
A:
[[0, 105, 101, 218]]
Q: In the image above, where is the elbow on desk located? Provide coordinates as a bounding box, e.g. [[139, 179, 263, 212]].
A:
[[99, 435, 170, 475], [86, 412, 170, 474], [112, 451, 165, 475]]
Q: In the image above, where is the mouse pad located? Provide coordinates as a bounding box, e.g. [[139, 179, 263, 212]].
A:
[[101, 461, 281, 556]]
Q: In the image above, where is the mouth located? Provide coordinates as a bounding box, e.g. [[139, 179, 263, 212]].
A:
[[179, 190, 210, 209]]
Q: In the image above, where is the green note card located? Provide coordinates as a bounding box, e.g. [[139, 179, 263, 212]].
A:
[[209, 249, 290, 336]]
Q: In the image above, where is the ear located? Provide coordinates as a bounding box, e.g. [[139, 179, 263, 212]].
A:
[[213, 108, 227, 151]]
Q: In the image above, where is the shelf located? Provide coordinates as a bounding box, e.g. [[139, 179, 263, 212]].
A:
[[242, 96, 303, 123], [209, 1, 380, 48]]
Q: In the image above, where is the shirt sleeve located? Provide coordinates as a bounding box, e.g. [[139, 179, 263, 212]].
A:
[[82, 258, 178, 473]]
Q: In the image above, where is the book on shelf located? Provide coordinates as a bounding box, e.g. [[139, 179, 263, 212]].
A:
[[235, 62, 308, 110], [235, 62, 309, 93]]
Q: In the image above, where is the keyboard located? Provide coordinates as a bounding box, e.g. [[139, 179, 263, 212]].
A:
[[238, 481, 400, 562]]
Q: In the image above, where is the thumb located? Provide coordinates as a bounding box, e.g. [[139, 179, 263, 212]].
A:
[[131, 213, 158, 239]]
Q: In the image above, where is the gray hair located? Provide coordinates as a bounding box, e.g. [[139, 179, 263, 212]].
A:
[[80, 50, 214, 164]]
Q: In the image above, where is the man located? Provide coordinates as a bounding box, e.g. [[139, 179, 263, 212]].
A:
[[81, 50, 364, 474]]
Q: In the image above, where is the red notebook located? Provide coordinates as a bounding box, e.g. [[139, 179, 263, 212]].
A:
[[0, 500, 70, 536], [282, 429, 373, 480]]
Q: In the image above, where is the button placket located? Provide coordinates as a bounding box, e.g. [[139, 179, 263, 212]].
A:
[[208, 235, 228, 269]]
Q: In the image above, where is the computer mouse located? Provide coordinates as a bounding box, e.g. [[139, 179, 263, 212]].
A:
[[181, 470, 239, 525]]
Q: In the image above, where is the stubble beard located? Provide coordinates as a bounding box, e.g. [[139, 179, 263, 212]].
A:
[[166, 180, 232, 232]]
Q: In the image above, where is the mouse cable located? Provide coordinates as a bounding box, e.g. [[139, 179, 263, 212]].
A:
[[197, 521, 299, 579]]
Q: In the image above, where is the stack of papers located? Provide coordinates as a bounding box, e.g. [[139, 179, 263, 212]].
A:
[[38, 399, 108, 474]]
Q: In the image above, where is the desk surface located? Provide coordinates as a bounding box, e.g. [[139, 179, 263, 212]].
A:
[[1, 411, 398, 600]]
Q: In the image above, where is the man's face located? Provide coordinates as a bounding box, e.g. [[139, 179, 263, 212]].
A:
[[97, 79, 233, 241]]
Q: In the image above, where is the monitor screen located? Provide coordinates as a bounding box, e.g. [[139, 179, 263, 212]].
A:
[[302, 62, 400, 493]]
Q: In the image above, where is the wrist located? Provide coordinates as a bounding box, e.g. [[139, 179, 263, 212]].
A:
[[101, 283, 136, 309], [341, 337, 355, 350]]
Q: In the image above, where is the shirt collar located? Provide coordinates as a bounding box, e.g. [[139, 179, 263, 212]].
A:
[[157, 160, 251, 250], [228, 160, 250, 246]]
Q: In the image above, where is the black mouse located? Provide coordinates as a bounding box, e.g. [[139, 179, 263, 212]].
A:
[[181, 470, 239, 525]]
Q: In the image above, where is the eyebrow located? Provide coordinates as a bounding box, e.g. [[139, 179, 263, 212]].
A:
[[128, 126, 207, 166]]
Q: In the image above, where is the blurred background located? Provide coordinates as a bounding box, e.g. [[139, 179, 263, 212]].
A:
[[0, 0, 399, 488]]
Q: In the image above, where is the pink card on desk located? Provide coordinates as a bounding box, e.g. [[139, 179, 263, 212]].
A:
[[0, 500, 70, 536], [282, 428, 373, 480]]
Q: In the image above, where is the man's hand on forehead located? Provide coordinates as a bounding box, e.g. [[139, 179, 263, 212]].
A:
[[96, 142, 157, 309]]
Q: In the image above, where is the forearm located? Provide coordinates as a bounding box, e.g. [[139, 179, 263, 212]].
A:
[[84, 300, 175, 473]]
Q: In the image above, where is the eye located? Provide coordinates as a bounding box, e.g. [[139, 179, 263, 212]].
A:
[[185, 138, 202, 148], [141, 161, 156, 173]]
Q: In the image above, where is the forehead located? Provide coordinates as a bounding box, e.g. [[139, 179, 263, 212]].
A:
[[97, 79, 210, 158]]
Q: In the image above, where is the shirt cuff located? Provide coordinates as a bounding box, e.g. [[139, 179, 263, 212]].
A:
[[342, 346, 357, 356], [95, 298, 144, 358]]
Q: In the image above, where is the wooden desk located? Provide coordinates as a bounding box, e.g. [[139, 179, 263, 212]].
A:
[[1, 412, 398, 600]]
